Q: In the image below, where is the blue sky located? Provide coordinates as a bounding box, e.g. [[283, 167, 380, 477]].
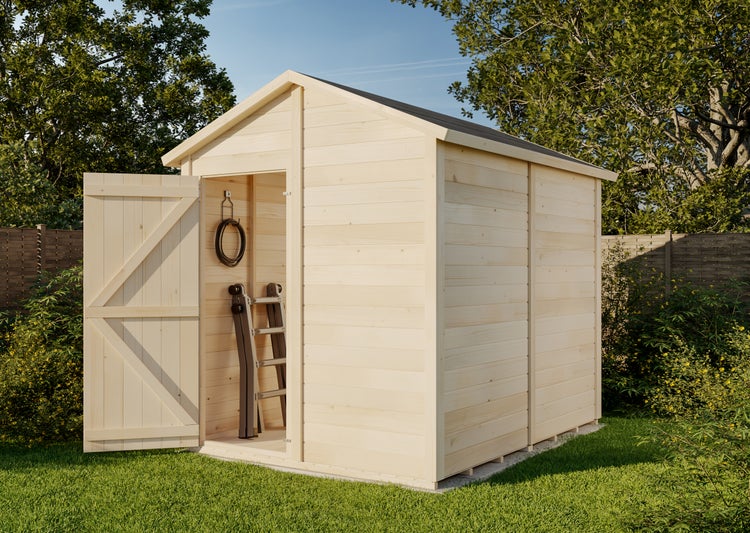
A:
[[201, 0, 494, 127]]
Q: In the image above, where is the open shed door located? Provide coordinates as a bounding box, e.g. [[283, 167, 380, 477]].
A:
[[83, 173, 200, 451]]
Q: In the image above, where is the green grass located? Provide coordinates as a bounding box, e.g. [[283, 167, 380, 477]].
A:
[[0, 417, 674, 532]]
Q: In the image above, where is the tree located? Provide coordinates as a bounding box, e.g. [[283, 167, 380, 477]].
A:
[[399, 0, 750, 233], [0, 0, 235, 228], [0, 141, 83, 228]]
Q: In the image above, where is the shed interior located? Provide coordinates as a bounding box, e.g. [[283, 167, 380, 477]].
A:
[[201, 172, 288, 455]]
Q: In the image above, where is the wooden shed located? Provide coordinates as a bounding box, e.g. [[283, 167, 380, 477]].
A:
[[83, 70, 617, 489]]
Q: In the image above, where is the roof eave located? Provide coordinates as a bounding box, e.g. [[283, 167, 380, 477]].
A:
[[443, 130, 618, 181]]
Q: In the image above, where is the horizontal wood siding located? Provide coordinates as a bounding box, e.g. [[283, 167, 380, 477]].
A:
[[302, 86, 428, 481], [191, 93, 292, 176], [531, 165, 597, 441], [441, 143, 529, 477]]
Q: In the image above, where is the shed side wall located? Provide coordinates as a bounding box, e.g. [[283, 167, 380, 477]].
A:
[[301, 86, 430, 481], [531, 165, 598, 441], [440, 143, 529, 477]]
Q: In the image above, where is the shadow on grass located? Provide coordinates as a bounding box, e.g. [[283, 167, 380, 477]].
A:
[[1, 418, 665, 490], [482, 417, 666, 486], [0, 440, 184, 472]]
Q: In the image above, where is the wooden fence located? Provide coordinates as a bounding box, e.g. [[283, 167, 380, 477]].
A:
[[602, 231, 750, 296], [3, 226, 748, 310], [0, 225, 83, 310]]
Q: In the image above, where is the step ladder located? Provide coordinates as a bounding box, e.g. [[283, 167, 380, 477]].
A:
[[229, 282, 287, 439]]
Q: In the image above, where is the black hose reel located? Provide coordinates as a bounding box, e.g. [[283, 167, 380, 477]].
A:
[[215, 190, 246, 267]]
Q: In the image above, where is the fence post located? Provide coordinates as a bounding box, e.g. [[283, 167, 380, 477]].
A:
[[36, 224, 46, 275], [664, 229, 672, 297]]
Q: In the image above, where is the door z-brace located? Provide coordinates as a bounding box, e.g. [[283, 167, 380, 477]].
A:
[[229, 283, 287, 439]]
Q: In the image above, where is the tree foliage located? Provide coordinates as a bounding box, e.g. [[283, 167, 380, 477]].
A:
[[0, 0, 235, 228], [399, 0, 750, 233], [0, 141, 82, 228], [603, 167, 750, 234]]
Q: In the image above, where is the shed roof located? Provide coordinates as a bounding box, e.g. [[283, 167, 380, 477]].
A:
[[162, 70, 617, 181]]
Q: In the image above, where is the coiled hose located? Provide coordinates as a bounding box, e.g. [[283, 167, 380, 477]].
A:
[[215, 218, 246, 267]]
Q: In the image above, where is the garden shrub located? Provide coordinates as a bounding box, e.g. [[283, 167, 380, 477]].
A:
[[634, 281, 750, 417], [601, 243, 750, 414], [600, 243, 667, 411], [646, 326, 750, 417], [0, 265, 83, 443]]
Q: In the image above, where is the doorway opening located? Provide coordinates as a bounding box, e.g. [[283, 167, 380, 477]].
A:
[[200, 172, 287, 458]]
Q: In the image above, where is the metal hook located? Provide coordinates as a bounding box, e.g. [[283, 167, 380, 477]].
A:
[[222, 190, 235, 221]]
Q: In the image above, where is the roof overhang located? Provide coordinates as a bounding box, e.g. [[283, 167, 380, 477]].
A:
[[162, 70, 617, 182]]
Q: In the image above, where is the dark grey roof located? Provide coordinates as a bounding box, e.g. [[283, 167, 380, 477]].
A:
[[310, 75, 599, 170]]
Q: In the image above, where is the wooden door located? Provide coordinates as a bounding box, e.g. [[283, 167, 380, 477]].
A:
[[83, 173, 200, 451]]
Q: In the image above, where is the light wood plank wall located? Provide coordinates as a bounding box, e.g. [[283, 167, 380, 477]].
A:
[[531, 165, 598, 441], [440, 143, 530, 477], [250, 172, 287, 430], [301, 86, 429, 480]]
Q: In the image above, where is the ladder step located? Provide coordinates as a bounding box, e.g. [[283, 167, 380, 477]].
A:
[[251, 296, 283, 305], [256, 388, 286, 400], [257, 357, 286, 367], [254, 326, 285, 335]]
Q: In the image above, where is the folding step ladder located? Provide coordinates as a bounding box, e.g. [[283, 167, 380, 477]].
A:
[[229, 283, 287, 439]]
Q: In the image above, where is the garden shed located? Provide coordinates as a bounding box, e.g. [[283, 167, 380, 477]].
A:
[[83, 70, 617, 489]]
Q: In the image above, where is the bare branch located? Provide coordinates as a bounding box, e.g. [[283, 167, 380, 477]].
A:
[[625, 163, 658, 173], [720, 123, 749, 165], [673, 111, 720, 155], [499, 21, 543, 47], [95, 54, 123, 67], [694, 107, 745, 131], [625, 162, 704, 188], [672, 109, 682, 141]]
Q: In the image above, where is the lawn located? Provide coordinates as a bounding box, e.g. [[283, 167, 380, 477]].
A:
[[0, 417, 673, 532]]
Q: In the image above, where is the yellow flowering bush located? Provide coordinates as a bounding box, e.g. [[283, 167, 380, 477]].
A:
[[635, 309, 750, 531], [0, 265, 82, 443], [646, 328, 750, 417]]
